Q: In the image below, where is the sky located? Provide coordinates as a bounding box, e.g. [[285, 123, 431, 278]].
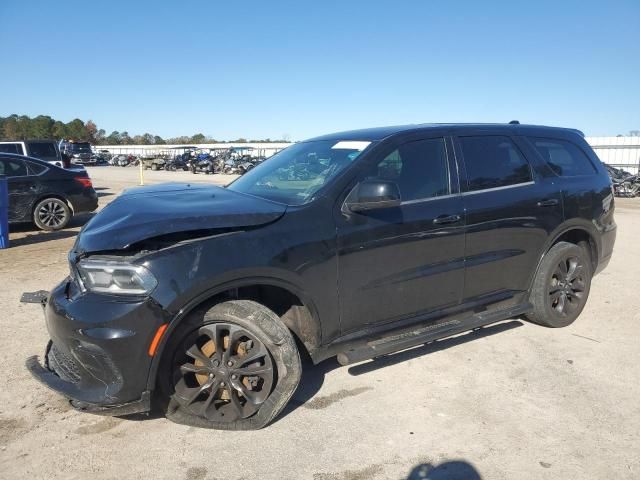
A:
[[1, 0, 638, 140]]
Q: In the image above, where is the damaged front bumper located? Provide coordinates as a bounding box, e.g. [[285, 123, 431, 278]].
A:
[[26, 352, 151, 416], [25, 279, 171, 416]]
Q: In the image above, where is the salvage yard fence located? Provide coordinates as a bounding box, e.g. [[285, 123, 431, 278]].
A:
[[98, 143, 291, 159], [587, 137, 640, 174]]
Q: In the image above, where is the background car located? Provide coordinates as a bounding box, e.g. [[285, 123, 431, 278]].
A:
[[0, 140, 70, 168], [61, 141, 96, 165], [0, 153, 98, 230]]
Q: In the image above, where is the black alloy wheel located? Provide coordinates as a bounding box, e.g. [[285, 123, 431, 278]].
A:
[[526, 241, 592, 328], [548, 255, 587, 317], [161, 300, 302, 430], [172, 323, 275, 422]]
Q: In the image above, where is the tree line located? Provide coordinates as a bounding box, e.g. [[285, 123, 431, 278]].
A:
[[0, 114, 290, 145]]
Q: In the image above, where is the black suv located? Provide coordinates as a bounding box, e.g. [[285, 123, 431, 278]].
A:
[[27, 123, 616, 429], [61, 141, 96, 165]]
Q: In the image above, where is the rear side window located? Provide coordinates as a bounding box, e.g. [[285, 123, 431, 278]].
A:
[[529, 137, 597, 176], [28, 142, 57, 159], [375, 138, 450, 201], [26, 161, 48, 175], [0, 158, 28, 177], [459, 136, 532, 191], [0, 143, 23, 155]]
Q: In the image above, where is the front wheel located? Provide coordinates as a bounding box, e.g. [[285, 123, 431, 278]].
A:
[[160, 300, 301, 430], [526, 241, 592, 328], [33, 198, 71, 231]]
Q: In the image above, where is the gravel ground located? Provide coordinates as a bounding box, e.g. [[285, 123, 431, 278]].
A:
[[0, 166, 638, 480]]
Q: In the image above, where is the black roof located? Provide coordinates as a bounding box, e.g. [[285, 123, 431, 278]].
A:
[[306, 123, 584, 142]]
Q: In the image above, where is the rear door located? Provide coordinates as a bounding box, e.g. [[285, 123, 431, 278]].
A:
[[454, 134, 563, 309], [336, 135, 466, 335], [0, 157, 38, 222]]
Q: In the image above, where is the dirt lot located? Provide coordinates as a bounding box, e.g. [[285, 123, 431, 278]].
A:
[[1, 166, 639, 480]]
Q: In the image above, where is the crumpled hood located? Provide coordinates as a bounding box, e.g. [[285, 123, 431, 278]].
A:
[[74, 183, 286, 253]]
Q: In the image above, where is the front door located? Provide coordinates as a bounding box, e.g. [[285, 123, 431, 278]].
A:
[[336, 136, 466, 335]]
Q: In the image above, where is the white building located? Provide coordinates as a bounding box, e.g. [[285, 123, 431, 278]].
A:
[[587, 136, 640, 174]]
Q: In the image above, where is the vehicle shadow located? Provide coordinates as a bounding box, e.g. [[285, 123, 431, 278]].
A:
[[7, 213, 94, 247], [278, 320, 523, 421], [405, 460, 482, 479], [9, 229, 79, 247]]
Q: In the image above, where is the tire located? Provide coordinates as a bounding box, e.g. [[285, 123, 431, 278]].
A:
[[159, 300, 302, 430], [33, 198, 71, 231], [151, 164, 159, 171], [526, 241, 592, 328]]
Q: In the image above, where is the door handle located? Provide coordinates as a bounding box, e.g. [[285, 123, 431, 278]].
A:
[[433, 214, 461, 225], [537, 199, 559, 207]]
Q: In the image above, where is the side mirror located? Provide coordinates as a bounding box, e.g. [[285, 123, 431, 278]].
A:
[[345, 179, 401, 213]]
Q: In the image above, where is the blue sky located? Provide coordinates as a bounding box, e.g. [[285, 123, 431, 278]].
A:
[[1, 0, 638, 140]]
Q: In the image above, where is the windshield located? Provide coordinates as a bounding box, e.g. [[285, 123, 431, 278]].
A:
[[71, 143, 92, 153], [227, 140, 371, 205]]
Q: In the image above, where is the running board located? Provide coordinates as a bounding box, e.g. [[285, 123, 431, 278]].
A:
[[336, 303, 532, 366]]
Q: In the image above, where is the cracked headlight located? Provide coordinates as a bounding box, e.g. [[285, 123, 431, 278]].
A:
[[76, 259, 157, 295]]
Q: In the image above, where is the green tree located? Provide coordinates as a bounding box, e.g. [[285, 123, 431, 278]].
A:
[[52, 121, 67, 139], [65, 118, 88, 141], [190, 133, 206, 143], [2, 115, 20, 139], [105, 131, 121, 144], [31, 115, 55, 138]]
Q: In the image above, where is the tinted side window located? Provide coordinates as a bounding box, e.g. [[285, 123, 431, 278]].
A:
[[0, 158, 28, 177], [0, 144, 23, 155], [26, 161, 48, 175], [460, 136, 532, 191], [28, 142, 57, 158], [376, 138, 450, 201], [529, 137, 597, 176]]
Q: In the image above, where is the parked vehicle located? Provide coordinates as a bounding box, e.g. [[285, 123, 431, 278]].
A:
[[27, 123, 616, 429], [164, 156, 190, 171], [189, 149, 216, 174], [61, 141, 97, 165], [0, 140, 70, 168], [142, 156, 167, 171], [110, 154, 138, 167], [606, 165, 639, 197], [0, 153, 98, 230], [96, 150, 112, 165]]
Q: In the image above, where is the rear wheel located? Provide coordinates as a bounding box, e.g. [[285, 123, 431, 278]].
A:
[[526, 241, 592, 328], [160, 300, 301, 430], [33, 198, 71, 231]]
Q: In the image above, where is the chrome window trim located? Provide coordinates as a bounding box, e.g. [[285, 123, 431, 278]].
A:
[[401, 192, 459, 206], [461, 180, 535, 196]]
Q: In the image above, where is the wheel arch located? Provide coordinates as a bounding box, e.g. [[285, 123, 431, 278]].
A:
[[528, 223, 599, 293], [146, 277, 321, 391]]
